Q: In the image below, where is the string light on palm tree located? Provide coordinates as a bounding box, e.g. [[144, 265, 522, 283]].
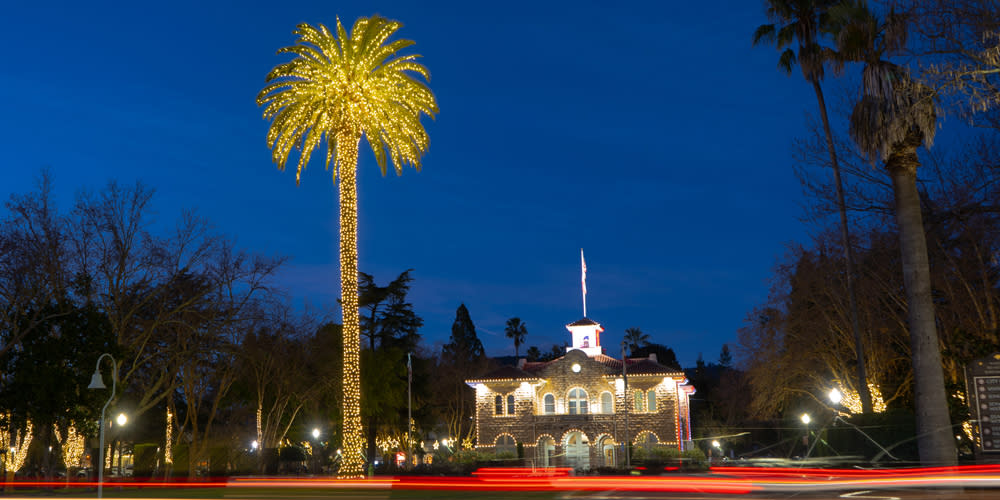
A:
[[258, 16, 438, 478]]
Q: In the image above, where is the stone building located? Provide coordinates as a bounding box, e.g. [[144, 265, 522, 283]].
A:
[[466, 317, 694, 469]]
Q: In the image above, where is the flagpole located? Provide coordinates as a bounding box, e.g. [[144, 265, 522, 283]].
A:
[[581, 249, 587, 317]]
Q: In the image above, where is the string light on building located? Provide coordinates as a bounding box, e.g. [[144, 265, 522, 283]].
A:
[[258, 15, 437, 479]]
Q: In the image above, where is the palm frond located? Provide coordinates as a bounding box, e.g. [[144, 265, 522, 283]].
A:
[[258, 16, 439, 182]]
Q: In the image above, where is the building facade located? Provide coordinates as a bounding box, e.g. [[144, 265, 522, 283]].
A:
[[466, 318, 694, 469]]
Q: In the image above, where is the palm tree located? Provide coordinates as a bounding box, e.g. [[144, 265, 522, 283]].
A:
[[832, 1, 956, 466], [258, 16, 438, 478], [753, 0, 873, 414], [623, 327, 649, 356], [504, 317, 528, 359]]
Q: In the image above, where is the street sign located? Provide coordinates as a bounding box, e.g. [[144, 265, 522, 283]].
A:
[[967, 354, 1000, 453]]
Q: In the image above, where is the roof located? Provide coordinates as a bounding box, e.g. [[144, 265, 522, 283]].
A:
[[466, 365, 540, 383], [565, 317, 600, 327], [592, 354, 683, 376]]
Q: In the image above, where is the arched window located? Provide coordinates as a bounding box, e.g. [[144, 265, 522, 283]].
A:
[[637, 431, 658, 450], [568, 388, 588, 414], [506, 394, 515, 415], [600, 392, 613, 413], [582, 335, 590, 348], [496, 435, 516, 456], [634, 389, 646, 412], [543, 394, 555, 414], [647, 389, 656, 411], [495, 395, 503, 415]]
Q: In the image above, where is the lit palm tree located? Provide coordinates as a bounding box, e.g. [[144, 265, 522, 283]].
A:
[[257, 16, 438, 478], [753, 0, 873, 414], [623, 327, 649, 356], [504, 317, 528, 359], [832, 1, 956, 466]]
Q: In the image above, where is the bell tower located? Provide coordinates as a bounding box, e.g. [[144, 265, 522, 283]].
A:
[[566, 318, 603, 357]]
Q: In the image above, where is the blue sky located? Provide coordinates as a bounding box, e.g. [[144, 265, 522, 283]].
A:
[[1, 1, 821, 367]]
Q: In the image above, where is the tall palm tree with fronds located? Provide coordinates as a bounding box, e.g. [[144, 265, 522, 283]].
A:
[[832, 1, 956, 466], [623, 327, 649, 356], [753, 0, 873, 414], [504, 317, 528, 359], [257, 16, 438, 478]]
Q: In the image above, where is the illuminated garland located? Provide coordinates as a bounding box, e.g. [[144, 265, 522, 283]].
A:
[[258, 16, 437, 478], [0, 419, 33, 474]]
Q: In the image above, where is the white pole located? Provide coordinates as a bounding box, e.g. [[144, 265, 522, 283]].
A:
[[581, 249, 587, 317]]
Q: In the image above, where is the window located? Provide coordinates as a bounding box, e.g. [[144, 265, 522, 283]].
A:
[[495, 395, 503, 415], [507, 394, 515, 415], [601, 392, 613, 413], [647, 389, 656, 411], [543, 394, 555, 414], [582, 335, 590, 348], [634, 389, 646, 412], [568, 388, 588, 414], [496, 435, 516, 456]]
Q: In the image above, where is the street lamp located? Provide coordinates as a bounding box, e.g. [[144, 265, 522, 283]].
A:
[[828, 388, 843, 405], [87, 353, 117, 499]]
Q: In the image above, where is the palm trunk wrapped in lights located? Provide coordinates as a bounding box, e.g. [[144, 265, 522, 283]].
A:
[[337, 132, 364, 477], [258, 16, 437, 479]]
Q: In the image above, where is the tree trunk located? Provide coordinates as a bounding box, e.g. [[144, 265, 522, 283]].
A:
[[886, 135, 958, 466], [337, 132, 365, 478], [812, 77, 873, 414]]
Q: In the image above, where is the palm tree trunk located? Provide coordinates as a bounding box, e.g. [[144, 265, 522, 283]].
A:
[[887, 136, 957, 466], [337, 132, 365, 478], [812, 78, 873, 414]]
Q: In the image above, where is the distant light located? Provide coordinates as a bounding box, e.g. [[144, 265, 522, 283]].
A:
[[571, 363, 581, 373], [828, 388, 843, 404], [116, 413, 128, 426], [312, 428, 320, 439], [711, 440, 720, 449], [251, 440, 259, 450], [800, 413, 811, 425], [441, 439, 449, 446]]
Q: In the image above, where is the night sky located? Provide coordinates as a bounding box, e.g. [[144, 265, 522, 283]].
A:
[[1, 1, 821, 367]]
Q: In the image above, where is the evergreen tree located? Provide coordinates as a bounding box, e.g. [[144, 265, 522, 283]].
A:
[[631, 343, 682, 371], [442, 304, 484, 363], [525, 346, 542, 362], [719, 344, 733, 369]]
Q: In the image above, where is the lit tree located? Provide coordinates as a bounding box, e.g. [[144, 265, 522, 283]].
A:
[[504, 317, 528, 358], [258, 16, 438, 477], [832, 1, 956, 466], [753, 0, 873, 414]]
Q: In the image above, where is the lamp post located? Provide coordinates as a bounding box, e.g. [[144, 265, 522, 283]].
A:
[[800, 413, 811, 457], [115, 413, 128, 477], [87, 353, 117, 499]]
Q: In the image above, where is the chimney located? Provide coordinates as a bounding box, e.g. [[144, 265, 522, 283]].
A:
[[517, 358, 527, 369], [648, 353, 657, 362]]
